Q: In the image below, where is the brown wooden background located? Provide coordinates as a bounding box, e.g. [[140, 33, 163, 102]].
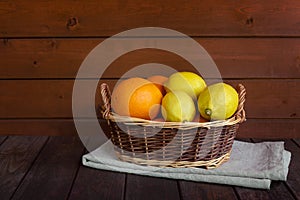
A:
[[0, 0, 300, 138]]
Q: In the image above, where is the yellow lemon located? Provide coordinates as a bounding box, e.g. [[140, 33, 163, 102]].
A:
[[198, 83, 238, 120], [164, 72, 206, 99], [161, 91, 196, 122]]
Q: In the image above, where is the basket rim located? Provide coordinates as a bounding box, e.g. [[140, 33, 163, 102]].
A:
[[105, 110, 245, 130]]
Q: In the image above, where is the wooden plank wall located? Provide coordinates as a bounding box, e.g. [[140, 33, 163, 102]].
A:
[[0, 1, 300, 138]]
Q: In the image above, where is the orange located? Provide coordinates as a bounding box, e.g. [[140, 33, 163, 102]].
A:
[[147, 75, 168, 95], [111, 77, 163, 120]]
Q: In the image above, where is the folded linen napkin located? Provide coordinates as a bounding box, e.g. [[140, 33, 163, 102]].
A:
[[82, 140, 291, 189]]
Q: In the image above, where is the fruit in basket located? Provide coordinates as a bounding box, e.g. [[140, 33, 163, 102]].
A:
[[147, 75, 168, 95], [164, 72, 206, 99], [197, 83, 238, 120], [111, 77, 163, 120], [161, 91, 196, 122]]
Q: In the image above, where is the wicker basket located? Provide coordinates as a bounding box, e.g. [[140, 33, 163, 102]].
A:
[[100, 83, 246, 169]]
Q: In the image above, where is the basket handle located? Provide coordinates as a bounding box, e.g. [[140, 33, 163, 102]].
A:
[[236, 84, 246, 123], [100, 83, 111, 119]]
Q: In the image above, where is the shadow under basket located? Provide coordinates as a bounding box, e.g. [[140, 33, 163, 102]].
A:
[[100, 83, 246, 169]]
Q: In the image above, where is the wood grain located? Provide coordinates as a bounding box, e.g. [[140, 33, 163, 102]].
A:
[[69, 168, 125, 200], [238, 119, 300, 139], [1, 136, 298, 199], [0, 119, 299, 138], [1, 38, 300, 79], [235, 182, 294, 200], [0, 136, 48, 200], [284, 140, 300, 199], [0, 119, 78, 136], [0, 136, 7, 145], [12, 136, 84, 200], [1, 1, 300, 139], [0, 79, 299, 119], [125, 174, 180, 200], [179, 181, 238, 200], [294, 139, 300, 146], [0, 119, 111, 138], [1, 1, 300, 37]]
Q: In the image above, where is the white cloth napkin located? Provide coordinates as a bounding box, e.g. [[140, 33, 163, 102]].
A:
[[82, 140, 291, 189]]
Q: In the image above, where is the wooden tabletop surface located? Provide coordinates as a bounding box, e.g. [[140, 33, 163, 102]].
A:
[[0, 135, 299, 200]]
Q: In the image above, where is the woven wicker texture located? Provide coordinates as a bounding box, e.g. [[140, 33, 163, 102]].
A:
[[100, 83, 246, 169]]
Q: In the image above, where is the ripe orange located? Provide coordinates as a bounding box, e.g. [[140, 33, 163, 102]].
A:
[[111, 77, 163, 120], [147, 75, 168, 95]]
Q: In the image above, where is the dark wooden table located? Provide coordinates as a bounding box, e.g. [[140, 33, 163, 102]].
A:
[[0, 135, 299, 200]]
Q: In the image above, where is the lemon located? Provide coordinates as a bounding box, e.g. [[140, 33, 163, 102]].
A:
[[161, 91, 196, 122], [164, 72, 206, 99], [198, 83, 239, 120]]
